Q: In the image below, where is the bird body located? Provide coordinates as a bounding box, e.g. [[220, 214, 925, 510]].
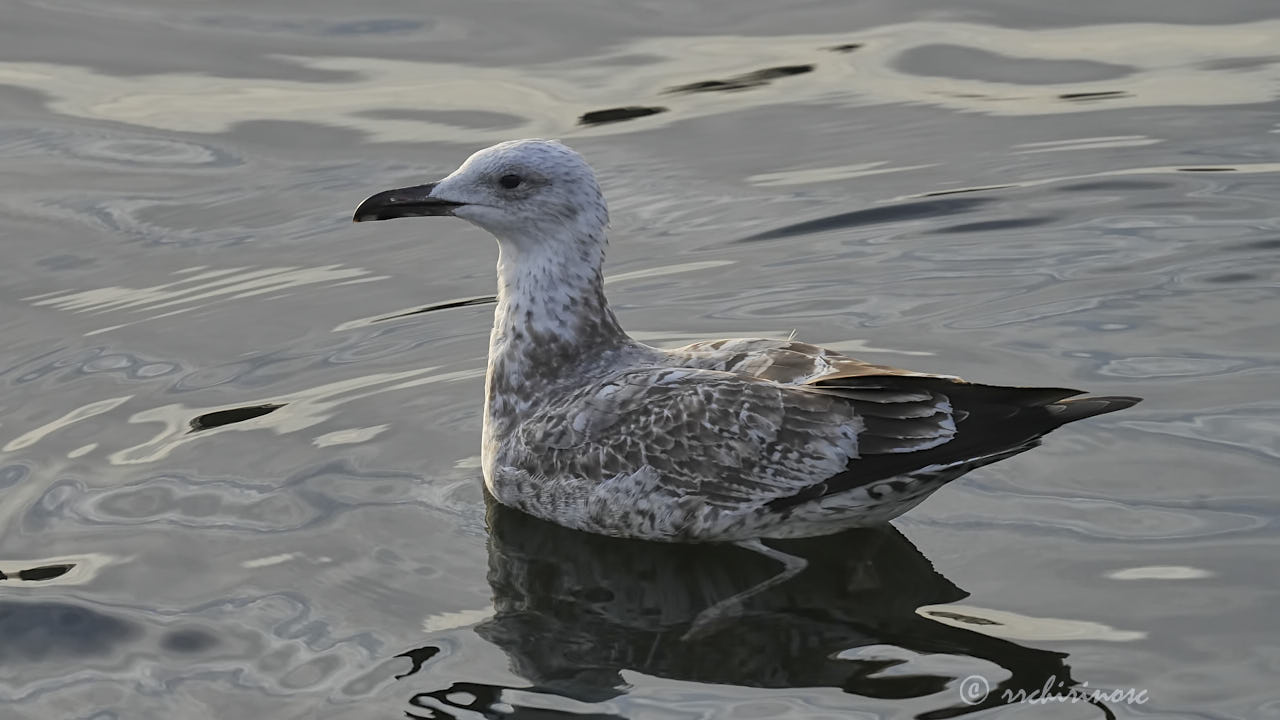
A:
[[354, 139, 1139, 542]]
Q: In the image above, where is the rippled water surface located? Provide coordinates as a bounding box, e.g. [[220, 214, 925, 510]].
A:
[[2, 1, 1278, 718]]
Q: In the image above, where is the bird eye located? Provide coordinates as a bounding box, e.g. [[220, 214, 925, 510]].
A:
[[499, 174, 522, 189]]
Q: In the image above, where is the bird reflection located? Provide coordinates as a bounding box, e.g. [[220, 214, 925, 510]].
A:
[[402, 497, 1098, 720]]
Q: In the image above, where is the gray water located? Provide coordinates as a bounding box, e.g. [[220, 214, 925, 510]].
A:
[[1, 1, 1278, 718]]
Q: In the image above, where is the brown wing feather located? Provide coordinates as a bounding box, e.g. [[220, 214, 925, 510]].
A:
[[535, 341, 1138, 513], [671, 338, 958, 385], [515, 367, 957, 507], [766, 386, 1140, 509]]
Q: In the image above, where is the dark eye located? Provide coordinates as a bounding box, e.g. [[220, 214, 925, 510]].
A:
[[499, 174, 522, 189]]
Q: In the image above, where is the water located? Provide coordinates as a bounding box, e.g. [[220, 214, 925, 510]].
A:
[[1, 1, 1277, 718]]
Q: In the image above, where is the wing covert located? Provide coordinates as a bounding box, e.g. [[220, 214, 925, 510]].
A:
[[514, 367, 957, 506]]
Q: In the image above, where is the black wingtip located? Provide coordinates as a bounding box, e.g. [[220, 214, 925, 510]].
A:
[[1046, 395, 1142, 423]]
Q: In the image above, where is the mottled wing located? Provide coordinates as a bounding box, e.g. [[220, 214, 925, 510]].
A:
[[515, 367, 956, 506], [656, 337, 1138, 514]]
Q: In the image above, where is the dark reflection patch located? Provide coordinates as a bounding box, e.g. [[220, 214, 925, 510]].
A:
[[395, 502, 1101, 719], [738, 197, 996, 242], [188, 403, 285, 433], [374, 295, 497, 323], [1058, 90, 1129, 101], [395, 645, 441, 679], [0, 601, 141, 662], [1060, 180, 1172, 192], [929, 216, 1058, 234], [161, 627, 220, 653], [1177, 167, 1236, 172], [16, 564, 75, 582], [1241, 238, 1280, 250], [1203, 272, 1258, 284], [667, 64, 814, 93], [578, 107, 667, 125], [920, 185, 1015, 198]]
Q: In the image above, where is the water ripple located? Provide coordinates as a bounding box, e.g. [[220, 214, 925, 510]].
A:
[[3, 20, 1279, 141], [0, 127, 240, 168]]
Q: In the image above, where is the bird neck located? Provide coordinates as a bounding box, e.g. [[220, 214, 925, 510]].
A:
[[487, 237, 628, 390], [481, 236, 631, 467]]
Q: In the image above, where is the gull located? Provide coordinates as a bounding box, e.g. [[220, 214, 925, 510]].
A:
[[353, 139, 1139, 592]]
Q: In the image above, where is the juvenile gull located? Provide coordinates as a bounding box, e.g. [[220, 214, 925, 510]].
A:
[[353, 139, 1140, 544]]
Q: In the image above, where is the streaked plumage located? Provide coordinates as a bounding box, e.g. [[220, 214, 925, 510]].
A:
[[354, 139, 1140, 542]]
